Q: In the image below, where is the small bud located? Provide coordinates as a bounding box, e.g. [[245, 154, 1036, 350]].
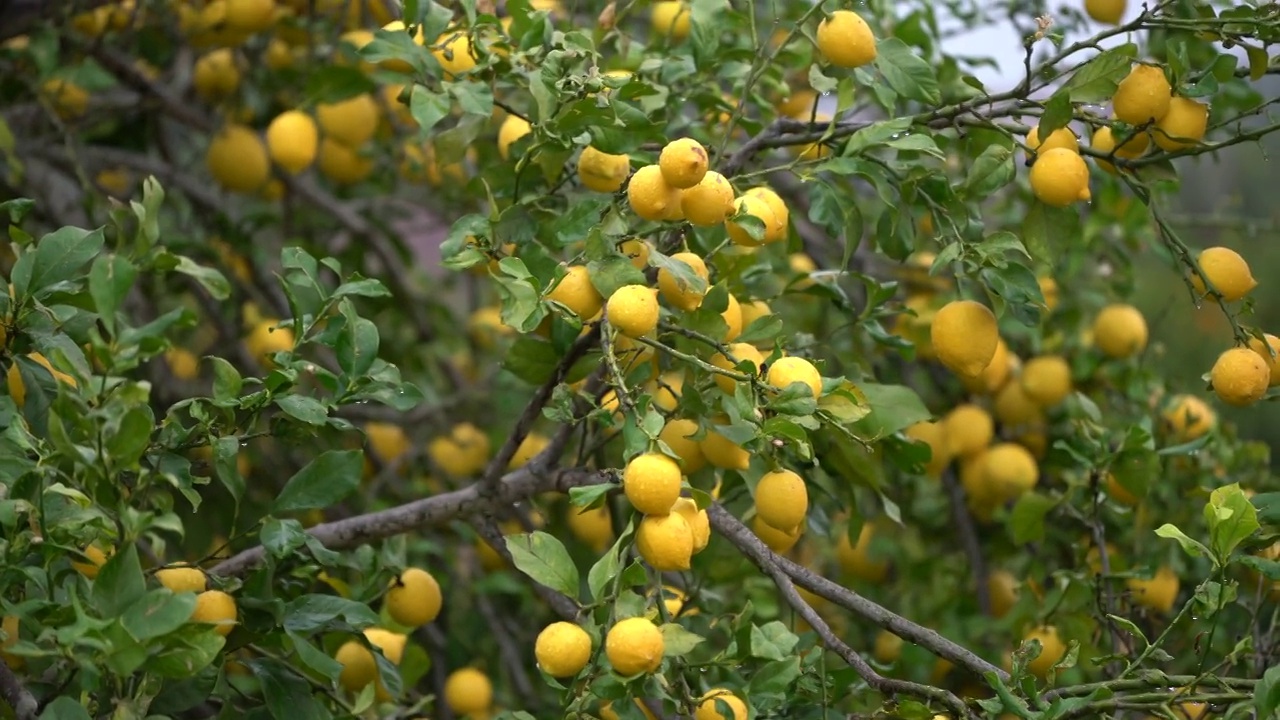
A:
[[597, 1, 616, 30]]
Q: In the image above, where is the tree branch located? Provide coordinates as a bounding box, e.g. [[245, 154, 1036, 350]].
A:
[[942, 470, 991, 617], [0, 661, 37, 720]]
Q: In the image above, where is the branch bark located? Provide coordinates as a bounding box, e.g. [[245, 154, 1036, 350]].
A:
[[0, 661, 37, 720]]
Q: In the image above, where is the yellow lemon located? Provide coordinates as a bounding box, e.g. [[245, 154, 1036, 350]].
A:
[[1026, 123, 1079, 154], [980, 442, 1039, 501], [754, 469, 807, 533], [607, 284, 659, 338], [426, 422, 491, 476], [701, 425, 750, 470], [207, 124, 270, 193], [534, 622, 592, 678], [1022, 625, 1066, 676], [1085, 0, 1126, 24], [1021, 355, 1073, 407], [1153, 96, 1208, 151], [931, 299, 999, 378], [1092, 303, 1148, 359], [815, 10, 876, 68], [578, 146, 631, 192], [8, 352, 79, 408], [725, 195, 776, 247], [988, 570, 1020, 618], [619, 238, 652, 269], [384, 567, 442, 627], [1029, 147, 1092, 206], [624, 453, 683, 515], [156, 566, 207, 593], [681, 171, 735, 226], [710, 343, 764, 394], [742, 186, 789, 243], [566, 503, 614, 552], [671, 497, 710, 553], [1090, 125, 1150, 174], [316, 93, 378, 147], [266, 110, 319, 174], [1210, 346, 1270, 406], [835, 523, 888, 583], [1126, 566, 1179, 613], [637, 512, 694, 571], [190, 590, 237, 636], [657, 251, 709, 311], [432, 30, 478, 79], [658, 137, 708, 189], [658, 418, 705, 473], [694, 690, 748, 720], [193, 49, 241, 102], [317, 138, 374, 184], [752, 515, 802, 553], [873, 630, 903, 664], [767, 356, 822, 398], [444, 667, 493, 715], [165, 347, 201, 380], [904, 420, 950, 477], [1112, 64, 1172, 125], [1191, 246, 1256, 301], [1249, 333, 1280, 386], [943, 403, 993, 457], [650, 0, 691, 40], [627, 164, 681, 221], [546, 265, 603, 320], [605, 616, 664, 675], [1162, 394, 1216, 441], [378, 20, 425, 73], [365, 421, 410, 465], [223, 0, 276, 32]]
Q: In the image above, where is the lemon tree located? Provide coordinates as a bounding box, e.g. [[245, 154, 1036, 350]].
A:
[[2, 0, 1280, 719]]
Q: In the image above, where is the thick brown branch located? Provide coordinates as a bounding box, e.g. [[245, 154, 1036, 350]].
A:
[[209, 465, 605, 577], [704, 504, 1009, 684], [0, 661, 37, 720]]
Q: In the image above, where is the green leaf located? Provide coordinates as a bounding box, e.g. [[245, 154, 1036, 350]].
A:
[[410, 85, 453, 134], [1204, 483, 1260, 563], [277, 395, 330, 425], [738, 314, 783, 345], [1036, 91, 1074, 140], [39, 697, 94, 720], [274, 450, 364, 514], [746, 655, 802, 695], [589, 255, 647, 299], [261, 517, 309, 558], [336, 307, 379, 378], [504, 337, 561, 385], [144, 631, 225, 679], [849, 383, 929, 438], [14, 225, 105, 299], [844, 117, 913, 157], [1255, 663, 1280, 718], [768, 383, 819, 416], [749, 621, 799, 661], [1104, 614, 1149, 650], [174, 256, 230, 301], [282, 594, 380, 633], [963, 145, 1015, 198], [88, 253, 137, 336], [1238, 554, 1280, 581], [649, 252, 707, 298], [979, 262, 1044, 326], [506, 531, 581, 600], [304, 65, 378, 104], [1008, 491, 1054, 545], [107, 406, 154, 469], [873, 38, 941, 104], [1062, 44, 1137, 102], [213, 435, 245, 504], [568, 483, 613, 509], [209, 357, 242, 401], [449, 80, 495, 117], [659, 623, 704, 657], [1246, 45, 1269, 81], [1155, 523, 1215, 565], [249, 658, 332, 720], [1255, 491, 1280, 526], [121, 590, 198, 641], [1021, 202, 1076, 264], [92, 545, 147, 617], [587, 539, 622, 601]]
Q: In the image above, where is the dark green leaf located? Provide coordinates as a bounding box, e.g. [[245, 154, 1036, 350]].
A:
[[1062, 44, 1137, 102], [249, 658, 332, 720], [1255, 664, 1280, 719], [39, 697, 93, 720], [174, 256, 230, 301], [121, 590, 198, 641], [262, 517, 309, 558], [304, 66, 378, 104], [88, 253, 137, 336], [410, 85, 453, 134], [746, 656, 802, 695], [1204, 483, 1260, 563], [588, 255, 647, 299], [1036, 91, 1074, 139], [92, 544, 146, 617], [849, 383, 929, 439], [283, 594, 380, 633], [504, 337, 561, 385], [16, 225, 105, 299], [659, 623, 704, 656], [107, 406, 153, 469], [963, 145, 1015, 198], [873, 38, 941, 104], [277, 395, 329, 425], [1008, 491, 1054, 544], [213, 435, 245, 505], [274, 450, 363, 514], [505, 531, 581, 600]]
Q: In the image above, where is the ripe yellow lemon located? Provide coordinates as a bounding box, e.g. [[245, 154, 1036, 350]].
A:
[[1249, 333, 1280, 386], [365, 421, 409, 465], [1092, 303, 1148, 359], [7, 352, 78, 408], [627, 164, 681, 221], [317, 138, 374, 185], [873, 629, 903, 664], [1085, 0, 1126, 24], [156, 566, 207, 593], [943, 404, 993, 457], [1192, 246, 1256, 301], [444, 667, 493, 715], [578, 146, 631, 192], [710, 342, 764, 394], [681, 171, 735, 225], [432, 30, 478, 79], [601, 700, 658, 720], [335, 639, 377, 692], [755, 469, 808, 533], [1210, 346, 1270, 406], [1029, 147, 1092, 206], [1090, 125, 1150, 174], [657, 252, 709, 311], [671, 497, 710, 553], [223, 0, 275, 32], [1023, 625, 1066, 676], [752, 515, 802, 553], [316, 93, 378, 147], [384, 567, 442, 627], [743, 186, 789, 243], [988, 570, 1021, 618], [165, 347, 201, 380], [980, 443, 1039, 501], [1021, 355, 1073, 407], [650, 0, 690, 40], [695, 690, 748, 720], [619, 238, 652, 269], [725, 195, 776, 247], [265, 110, 318, 174], [836, 523, 888, 583], [1026, 124, 1079, 154], [701, 425, 750, 470], [659, 418, 705, 473], [193, 49, 241, 102], [1112, 63, 1172, 125], [815, 10, 877, 68], [623, 452, 683, 515], [961, 337, 1014, 395], [534, 622, 592, 678], [605, 616, 664, 675], [1127, 566, 1179, 613], [245, 317, 295, 365], [498, 114, 533, 160], [607, 284, 660, 338], [1153, 96, 1208, 151], [426, 422, 491, 476], [637, 512, 694, 571], [904, 420, 950, 476], [71, 544, 110, 579], [207, 124, 270, 193], [931, 299, 999, 378], [658, 137, 708, 189], [547, 265, 603, 320], [767, 356, 823, 398], [191, 590, 237, 636], [566, 503, 614, 552], [1162, 394, 1216, 441]]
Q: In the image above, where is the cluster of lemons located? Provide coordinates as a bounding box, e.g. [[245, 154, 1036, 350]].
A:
[[1027, 61, 1209, 208]]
